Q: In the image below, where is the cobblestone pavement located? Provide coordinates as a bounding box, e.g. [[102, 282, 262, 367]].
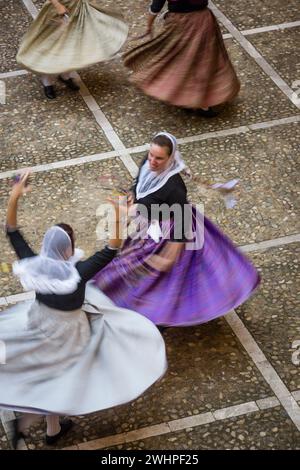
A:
[[0, 0, 299, 451]]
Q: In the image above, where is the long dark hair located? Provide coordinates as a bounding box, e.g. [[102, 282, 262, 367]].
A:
[[152, 135, 173, 156], [56, 223, 75, 254]]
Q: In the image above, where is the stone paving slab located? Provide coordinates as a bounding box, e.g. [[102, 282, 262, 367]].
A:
[[0, 75, 112, 171], [213, 0, 300, 31], [0, 158, 131, 297], [0, 0, 31, 73], [13, 318, 272, 449], [237, 243, 300, 393], [250, 28, 300, 88], [106, 406, 300, 450], [81, 40, 297, 148], [133, 122, 300, 246]]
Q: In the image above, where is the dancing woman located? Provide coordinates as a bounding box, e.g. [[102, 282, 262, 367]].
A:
[[124, 0, 240, 117], [0, 173, 166, 448], [93, 132, 260, 326], [17, 0, 128, 99]]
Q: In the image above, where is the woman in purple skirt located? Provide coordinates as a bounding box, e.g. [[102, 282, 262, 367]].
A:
[[92, 132, 260, 326]]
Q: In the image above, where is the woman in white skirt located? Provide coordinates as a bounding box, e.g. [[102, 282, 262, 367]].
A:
[[0, 173, 166, 449]]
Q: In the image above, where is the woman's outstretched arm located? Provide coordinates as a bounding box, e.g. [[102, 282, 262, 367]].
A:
[[76, 197, 127, 281], [6, 172, 31, 230], [6, 172, 36, 259]]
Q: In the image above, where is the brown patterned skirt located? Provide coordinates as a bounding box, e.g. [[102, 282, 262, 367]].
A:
[[123, 9, 240, 108]]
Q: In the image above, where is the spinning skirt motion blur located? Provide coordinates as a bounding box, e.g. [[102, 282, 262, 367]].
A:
[[93, 209, 260, 327], [17, 0, 128, 74], [124, 8, 240, 108]]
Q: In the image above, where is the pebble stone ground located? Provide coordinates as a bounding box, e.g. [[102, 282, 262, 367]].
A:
[[0, 0, 299, 451]]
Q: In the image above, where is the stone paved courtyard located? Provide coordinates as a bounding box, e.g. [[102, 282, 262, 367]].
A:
[[0, 0, 299, 451]]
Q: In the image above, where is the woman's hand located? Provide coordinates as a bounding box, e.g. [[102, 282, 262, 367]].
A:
[[106, 196, 128, 224], [10, 172, 32, 201], [105, 196, 128, 249], [7, 172, 31, 230]]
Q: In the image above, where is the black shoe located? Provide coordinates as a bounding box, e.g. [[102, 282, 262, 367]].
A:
[[196, 107, 219, 118], [8, 418, 25, 450], [59, 76, 80, 91], [45, 419, 74, 445], [43, 85, 56, 100]]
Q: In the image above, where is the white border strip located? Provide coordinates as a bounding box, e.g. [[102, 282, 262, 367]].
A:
[[292, 390, 300, 402], [225, 311, 300, 431], [64, 391, 298, 449], [163, 115, 300, 145], [63, 395, 284, 450], [0, 70, 29, 79], [249, 115, 300, 129], [22, 0, 38, 18], [75, 75, 138, 177], [240, 233, 300, 253], [209, 1, 300, 109], [0, 410, 28, 450], [241, 20, 300, 36], [0, 115, 299, 180], [1, 291, 35, 305], [0, 151, 119, 180], [222, 20, 300, 39]]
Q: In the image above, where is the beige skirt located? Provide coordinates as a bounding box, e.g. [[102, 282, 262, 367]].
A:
[[124, 8, 240, 108], [17, 0, 128, 74]]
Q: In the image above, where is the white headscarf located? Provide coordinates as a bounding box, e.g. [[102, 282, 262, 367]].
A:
[[136, 132, 187, 200], [13, 226, 83, 295]]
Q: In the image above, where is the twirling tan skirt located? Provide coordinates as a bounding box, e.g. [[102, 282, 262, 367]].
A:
[[124, 8, 240, 108], [17, 0, 128, 74]]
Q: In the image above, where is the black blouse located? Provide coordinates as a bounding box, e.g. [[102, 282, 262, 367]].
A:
[[150, 0, 208, 14], [134, 173, 188, 212], [7, 229, 117, 311]]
